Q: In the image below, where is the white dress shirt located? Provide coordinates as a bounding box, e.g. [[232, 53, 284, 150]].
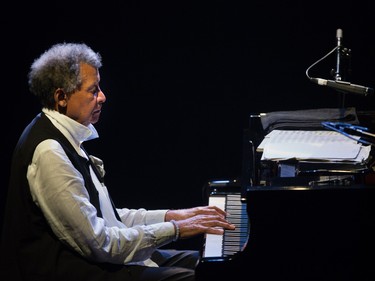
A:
[[27, 108, 176, 266]]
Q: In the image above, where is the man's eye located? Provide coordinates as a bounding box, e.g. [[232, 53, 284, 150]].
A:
[[91, 89, 99, 97]]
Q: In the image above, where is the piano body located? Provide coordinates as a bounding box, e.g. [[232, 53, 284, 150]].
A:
[[196, 109, 375, 280], [196, 183, 375, 281]]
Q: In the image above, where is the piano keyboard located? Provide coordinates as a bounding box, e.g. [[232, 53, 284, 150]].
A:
[[202, 192, 249, 258]]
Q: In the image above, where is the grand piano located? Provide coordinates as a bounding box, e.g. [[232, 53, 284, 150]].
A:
[[195, 109, 375, 281]]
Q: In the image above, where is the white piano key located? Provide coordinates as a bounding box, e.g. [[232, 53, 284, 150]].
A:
[[203, 195, 226, 258]]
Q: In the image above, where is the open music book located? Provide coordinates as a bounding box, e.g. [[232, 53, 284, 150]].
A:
[[257, 130, 371, 162]]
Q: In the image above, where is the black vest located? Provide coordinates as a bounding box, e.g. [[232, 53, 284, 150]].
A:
[[1, 112, 130, 281]]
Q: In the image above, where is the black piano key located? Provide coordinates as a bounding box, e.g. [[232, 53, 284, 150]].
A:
[[222, 193, 249, 257]]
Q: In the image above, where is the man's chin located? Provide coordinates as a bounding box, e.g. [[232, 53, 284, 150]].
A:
[[91, 112, 101, 124], [90, 119, 99, 125]]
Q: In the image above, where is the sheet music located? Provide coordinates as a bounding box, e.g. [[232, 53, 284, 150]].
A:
[[257, 130, 370, 162]]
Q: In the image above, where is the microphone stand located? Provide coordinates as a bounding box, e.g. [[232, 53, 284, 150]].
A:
[[331, 28, 351, 108], [306, 29, 372, 101]]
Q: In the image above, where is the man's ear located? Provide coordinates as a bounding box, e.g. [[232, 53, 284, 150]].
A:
[[54, 88, 67, 112]]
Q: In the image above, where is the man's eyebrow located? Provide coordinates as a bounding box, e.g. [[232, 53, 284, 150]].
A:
[[86, 83, 99, 92]]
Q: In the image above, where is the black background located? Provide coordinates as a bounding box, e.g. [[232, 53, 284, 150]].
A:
[[2, 0, 375, 248]]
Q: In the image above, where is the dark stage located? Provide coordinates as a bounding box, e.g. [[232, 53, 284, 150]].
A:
[[2, 1, 375, 252]]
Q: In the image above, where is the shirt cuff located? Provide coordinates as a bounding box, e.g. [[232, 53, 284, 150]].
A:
[[145, 209, 169, 225], [150, 221, 177, 246]]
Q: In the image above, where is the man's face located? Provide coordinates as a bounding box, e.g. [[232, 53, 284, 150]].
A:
[[64, 63, 106, 126]]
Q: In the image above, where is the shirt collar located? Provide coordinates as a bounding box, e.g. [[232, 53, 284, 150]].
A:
[[42, 108, 99, 146]]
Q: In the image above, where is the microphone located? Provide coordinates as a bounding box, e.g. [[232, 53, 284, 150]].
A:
[[310, 78, 374, 96], [335, 28, 343, 80], [336, 28, 343, 47]]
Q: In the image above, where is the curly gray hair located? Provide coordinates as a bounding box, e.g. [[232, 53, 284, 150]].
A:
[[28, 42, 102, 109]]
